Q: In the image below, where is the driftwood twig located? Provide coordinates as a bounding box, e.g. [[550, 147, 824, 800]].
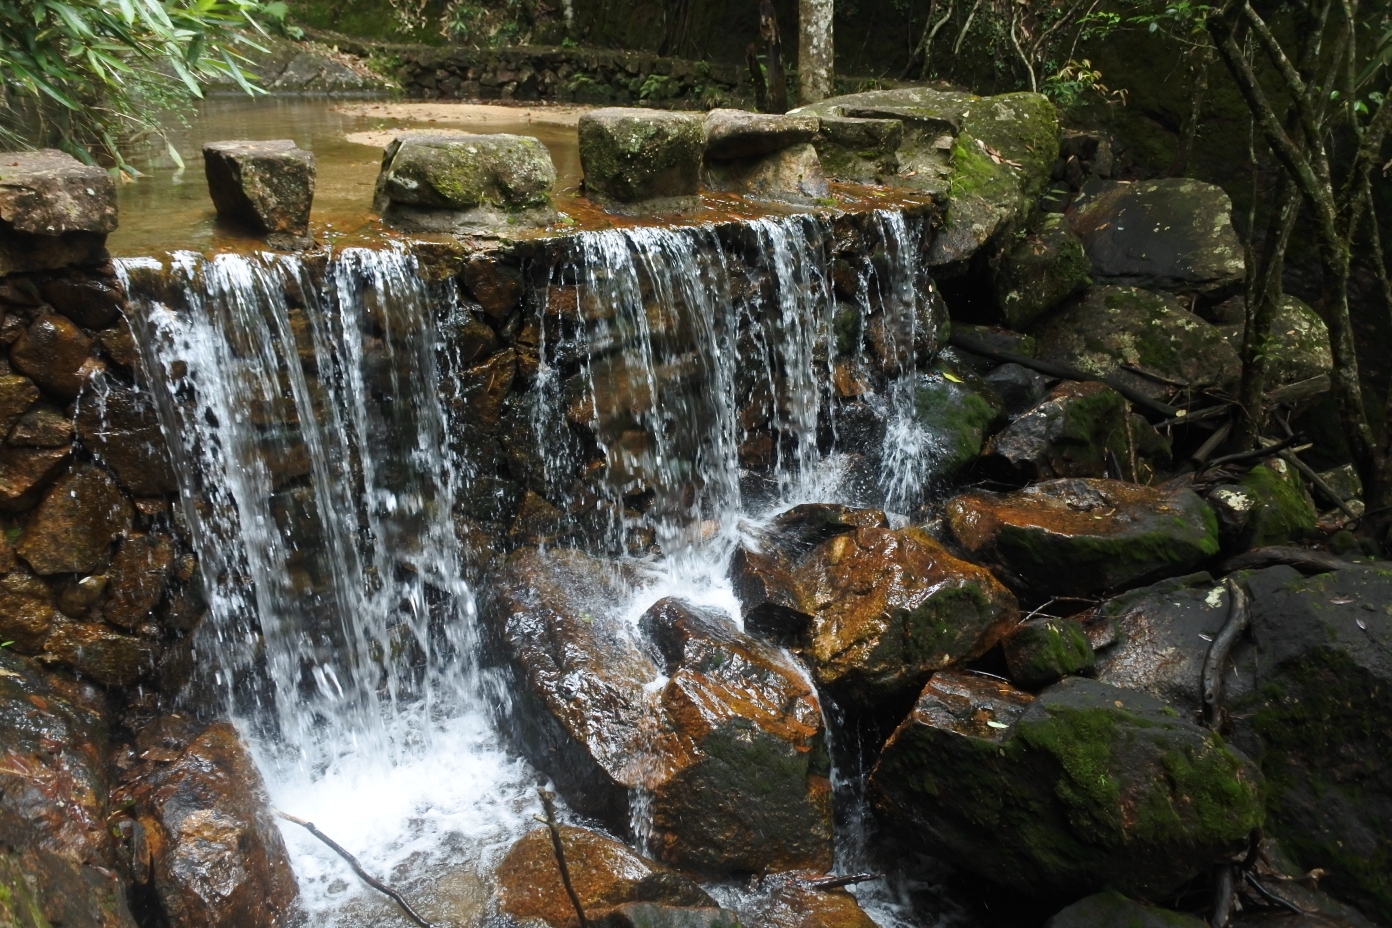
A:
[[802, 872, 882, 890], [276, 810, 435, 928], [536, 789, 589, 928]]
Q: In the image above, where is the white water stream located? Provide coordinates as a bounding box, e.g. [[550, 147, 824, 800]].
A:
[[118, 209, 954, 926]]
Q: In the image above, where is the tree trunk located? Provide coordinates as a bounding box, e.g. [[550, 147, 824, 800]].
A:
[[746, 42, 769, 113], [1235, 182, 1300, 449], [760, 0, 788, 113], [798, 0, 834, 104]]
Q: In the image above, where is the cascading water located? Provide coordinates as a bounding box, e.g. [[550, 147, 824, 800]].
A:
[[118, 206, 950, 925]]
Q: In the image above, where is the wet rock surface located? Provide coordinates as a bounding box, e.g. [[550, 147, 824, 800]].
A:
[[112, 718, 299, 928], [872, 673, 1263, 900], [993, 213, 1092, 329], [1002, 616, 1095, 689], [702, 142, 830, 204], [703, 110, 820, 160], [203, 140, 316, 240], [946, 478, 1220, 600], [376, 133, 557, 233], [0, 150, 117, 237], [1212, 294, 1332, 389], [1044, 891, 1206, 928], [16, 465, 133, 575], [732, 504, 1018, 705], [579, 108, 704, 213], [1066, 179, 1245, 294], [10, 312, 95, 399]]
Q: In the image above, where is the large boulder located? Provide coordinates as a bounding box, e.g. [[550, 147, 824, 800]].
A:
[[703, 109, 820, 159], [730, 504, 1018, 706], [494, 825, 720, 928], [1032, 285, 1242, 400], [112, 718, 299, 928], [1044, 891, 1206, 928], [202, 140, 315, 240], [879, 362, 1006, 497], [375, 133, 557, 233], [489, 549, 834, 875], [1002, 616, 1095, 689], [992, 212, 1092, 329], [1212, 294, 1332, 389], [871, 673, 1264, 900], [1230, 565, 1392, 921], [1066, 179, 1245, 294], [945, 478, 1220, 600], [808, 115, 902, 183], [0, 149, 116, 274], [0, 648, 134, 926], [579, 109, 704, 214]]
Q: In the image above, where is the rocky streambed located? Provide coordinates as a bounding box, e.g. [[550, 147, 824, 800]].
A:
[[0, 82, 1387, 928]]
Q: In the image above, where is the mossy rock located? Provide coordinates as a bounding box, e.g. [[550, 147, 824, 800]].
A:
[[1032, 285, 1241, 401], [1237, 461, 1317, 547], [993, 213, 1092, 329], [946, 477, 1220, 600], [1004, 616, 1095, 689], [1214, 294, 1332, 389], [1044, 891, 1207, 928], [899, 358, 1007, 486], [578, 108, 704, 213], [872, 673, 1263, 900], [1231, 564, 1392, 921]]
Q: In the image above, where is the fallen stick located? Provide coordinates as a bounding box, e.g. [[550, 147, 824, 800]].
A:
[[1279, 450, 1360, 522], [1220, 546, 1349, 575], [802, 872, 882, 890], [1198, 434, 1299, 473], [536, 789, 589, 928], [276, 810, 435, 928], [1202, 577, 1249, 728], [1243, 871, 1305, 916]]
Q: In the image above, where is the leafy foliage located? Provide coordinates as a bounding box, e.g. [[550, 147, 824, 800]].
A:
[[0, 0, 274, 166]]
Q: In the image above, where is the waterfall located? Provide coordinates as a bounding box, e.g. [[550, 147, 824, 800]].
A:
[[117, 206, 940, 923]]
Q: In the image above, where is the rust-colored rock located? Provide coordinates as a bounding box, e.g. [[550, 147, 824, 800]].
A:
[[103, 532, 174, 628], [495, 825, 715, 928], [74, 382, 178, 496], [733, 873, 878, 928], [113, 720, 299, 928], [0, 807, 136, 928], [450, 347, 516, 433], [0, 372, 38, 434], [7, 400, 73, 447], [17, 465, 132, 575], [731, 504, 1018, 705], [945, 478, 1220, 600], [0, 443, 69, 505], [9, 313, 94, 399], [461, 259, 525, 318], [0, 567, 59, 650], [41, 273, 124, 328], [40, 619, 159, 686]]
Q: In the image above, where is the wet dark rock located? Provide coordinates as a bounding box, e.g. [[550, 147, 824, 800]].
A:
[[731, 504, 1018, 706], [809, 115, 902, 183], [0, 648, 133, 926], [0, 372, 38, 434], [1066, 179, 1245, 294], [950, 323, 1038, 375], [461, 259, 525, 319], [1003, 616, 1095, 688], [203, 140, 315, 238], [993, 213, 1091, 329], [1233, 837, 1383, 928], [1092, 572, 1238, 719], [887, 362, 1006, 486], [376, 133, 557, 233], [97, 320, 140, 370], [579, 108, 704, 214], [1212, 294, 1332, 389], [1032, 285, 1241, 400], [0, 567, 60, 650], [41, 273, 123, 329], [1229, 564, 1392, 921], [39, 619, 159, 686], [0, 443, 70, 506], [871, 673, 1263, 900], [0, 149, 117, 239], [1043, 891, 1205, 928], [1206, 461, 1316, 551], [703, 109, 820, 160], [495, 825, 719, 928], [489, 549, 834, 875], [8, 400, 73, 447], [10, 313, 94, 399], [945, 478, 1220, 600], [702, 143, 830, 204], [982, 380, 1169, 482], [103, 532, 174, 628], [74, 382, 179, 496], [731, 872, 878, 927], [113, 719, 299, 928], [593, 904, 741, 928], [449, 347, 516, 433], [17, 465, 132, 575]]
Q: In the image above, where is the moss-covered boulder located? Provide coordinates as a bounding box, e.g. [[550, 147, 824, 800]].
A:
[[1032, 285, 1242, 400], [1236, 461, 1316, 547], [730, 504, 1018, 706], [1231, 564, 1392, 921], [1066, 179, 1245, 294], [993, 213, 1092, 329], [890, 359, 1006, 489], [1003, 616, 1095, 689], [1213, 294, 1333, 389], [945, 478, 1220, 600], [982, 380, 1170, 482], [375, 132, 557, 233], [871, 673, 1264, 900], [579, 108, 704, 214], [1044, 891, 1207, 928]]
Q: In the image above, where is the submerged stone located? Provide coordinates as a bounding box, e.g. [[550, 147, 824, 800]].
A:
[[1032, 285, 1241, 401], [203, 140, 316, 240], [1067, 178, 1245, 294], [731, 504, 1018, 706], [945, 477, 1220, 600], [376, 132, 557, 233], [729, 871, 878, 928], [871, 673, 1263, 900], [579, 108, 704, 214]]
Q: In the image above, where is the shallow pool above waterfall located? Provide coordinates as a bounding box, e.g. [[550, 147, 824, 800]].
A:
[[109, 96, 935, 257]]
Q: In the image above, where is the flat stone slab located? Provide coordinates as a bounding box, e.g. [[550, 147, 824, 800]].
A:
[[578, 108, 704, 214], [203, 140, 315, 238], [703, 109, 819, 160], [0, 149, 116, 236]]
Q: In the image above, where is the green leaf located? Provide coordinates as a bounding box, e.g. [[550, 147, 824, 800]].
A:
[[166, 140, 185, 170], [942, 371, 964, 383]]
